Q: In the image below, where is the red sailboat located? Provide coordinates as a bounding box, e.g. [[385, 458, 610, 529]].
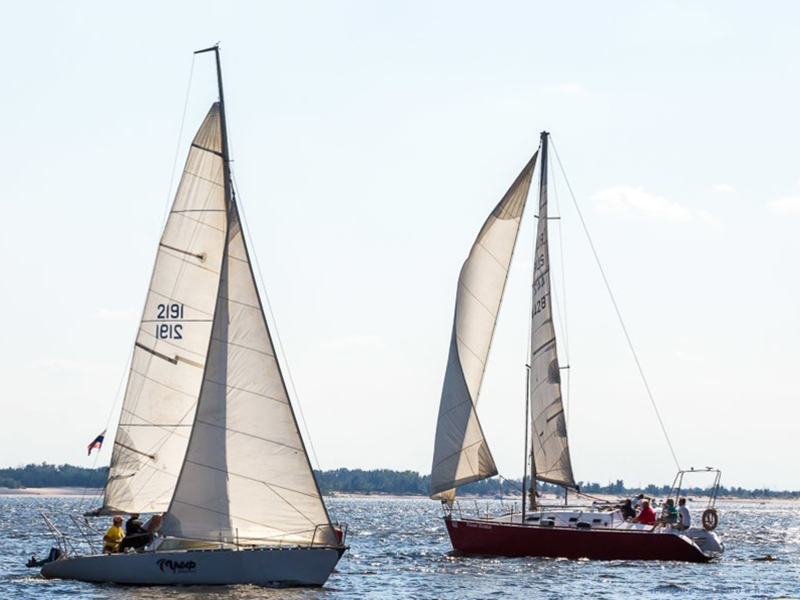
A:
[[430, 132, 723, 563]]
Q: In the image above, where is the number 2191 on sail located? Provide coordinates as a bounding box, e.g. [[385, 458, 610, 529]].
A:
[[156, 303, 184, 340]]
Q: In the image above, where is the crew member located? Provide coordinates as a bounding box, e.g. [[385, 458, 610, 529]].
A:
[[102, 516, 125, 553]]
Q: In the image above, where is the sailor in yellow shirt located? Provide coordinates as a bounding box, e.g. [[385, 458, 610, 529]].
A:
[[102, 516, 125, 553]]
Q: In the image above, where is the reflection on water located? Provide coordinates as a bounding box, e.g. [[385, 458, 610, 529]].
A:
[[1, 497, 798, 598]]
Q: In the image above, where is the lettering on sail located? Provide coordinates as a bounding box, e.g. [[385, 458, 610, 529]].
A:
[[156, 303, 184, 340]]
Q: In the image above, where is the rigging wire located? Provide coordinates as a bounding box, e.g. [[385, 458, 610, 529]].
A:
[[160, 54, 196, 225], [81, 55, 198, 514], [230, 172, 338, 521], [220, 62, 338, 517], [522, 150, 541, 497], [547, 144, 571, 424], [549, 138, 681, 471], [78, 345, 135, 514]]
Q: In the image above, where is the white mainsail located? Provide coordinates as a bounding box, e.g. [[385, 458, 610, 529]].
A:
[[528, 135, 576, 489], [161, 200, 337, 546], [99, 104, 227, 514], [430, 154, 538, 500]]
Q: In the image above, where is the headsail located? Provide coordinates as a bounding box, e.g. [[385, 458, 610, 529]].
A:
[[160, 56, 336, 545], [528, 132, 576, 489], [161, 200, 338, 546], [98, 104, 227, 514], [430, 153, 538, 501]]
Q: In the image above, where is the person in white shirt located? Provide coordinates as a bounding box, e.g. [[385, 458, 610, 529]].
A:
[[677, 497, 691, 531]]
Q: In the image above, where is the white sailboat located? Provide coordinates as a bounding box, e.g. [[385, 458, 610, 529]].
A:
[[430, 131, 724, 562], [41, 46, 346, 586]]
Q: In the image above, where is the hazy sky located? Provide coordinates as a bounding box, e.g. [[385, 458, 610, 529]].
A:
[[3, 1, 800, 491]]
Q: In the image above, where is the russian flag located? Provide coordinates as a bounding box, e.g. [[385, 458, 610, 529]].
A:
[[87, 430, 106, 456]]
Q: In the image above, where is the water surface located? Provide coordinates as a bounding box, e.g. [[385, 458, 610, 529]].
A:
[[1, 497, 798, 598]]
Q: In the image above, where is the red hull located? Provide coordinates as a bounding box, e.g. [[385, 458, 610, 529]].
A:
[[445, 518, 711, 563]]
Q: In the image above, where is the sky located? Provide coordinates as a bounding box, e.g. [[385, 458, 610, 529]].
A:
[[2, 1, 800, 491]]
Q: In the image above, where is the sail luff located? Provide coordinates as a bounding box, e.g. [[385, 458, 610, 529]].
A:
[[528, 132, 577, 490], [430, 152, 538, 500]]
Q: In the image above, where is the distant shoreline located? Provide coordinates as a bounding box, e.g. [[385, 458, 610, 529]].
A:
[[2, 488, 796, 503], [328, 492, 798, 504], [0, 487, 102, 497]]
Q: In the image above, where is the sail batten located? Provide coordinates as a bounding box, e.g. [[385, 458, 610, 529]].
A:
[[430, 153, 538, 500], [528, 133, 577, 490]]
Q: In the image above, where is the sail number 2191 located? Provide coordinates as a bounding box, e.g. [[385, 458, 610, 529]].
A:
[[156, 303, 184, 340]]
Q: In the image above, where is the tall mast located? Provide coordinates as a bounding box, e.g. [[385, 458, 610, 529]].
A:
[[196, 44, 233, 209], [527, 131, 549, 511], [523, 364, 531, 518]]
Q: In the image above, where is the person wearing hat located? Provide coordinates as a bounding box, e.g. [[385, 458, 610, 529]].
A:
[[102, 516, 125, 553]]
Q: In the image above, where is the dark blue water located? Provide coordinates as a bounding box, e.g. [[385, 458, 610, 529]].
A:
[[1, 497, 798, 598]]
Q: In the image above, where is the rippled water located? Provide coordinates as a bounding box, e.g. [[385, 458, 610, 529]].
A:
[[1, 497, 798, 598]]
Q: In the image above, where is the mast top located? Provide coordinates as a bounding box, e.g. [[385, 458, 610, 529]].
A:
[[194, 44, 232, 209], [194, 43, 221, 55]]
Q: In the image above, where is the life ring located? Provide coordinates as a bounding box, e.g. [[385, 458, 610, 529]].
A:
[[701, 507, 719, 531]]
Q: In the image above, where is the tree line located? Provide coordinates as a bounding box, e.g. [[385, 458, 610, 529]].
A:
[[2, 464, 799, 499], [0, 463, 107, 489]]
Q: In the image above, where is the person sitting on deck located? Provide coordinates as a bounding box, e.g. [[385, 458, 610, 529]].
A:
[[657, 498, 678, 526], [632, 493, 645, 512], [635, 500, 656, 525], [116, 513, 148, 553], [677, 498, 691, 531], [102, 516, 125, 553], [125, 513, 144, 537], [619, 499, 636, 521]]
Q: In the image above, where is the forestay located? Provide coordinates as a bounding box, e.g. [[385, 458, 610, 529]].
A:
[[528, 136, 576, 489], [430, 154, 537, 501], [99, 104, 227, 514], [161, 200, 337, 547]]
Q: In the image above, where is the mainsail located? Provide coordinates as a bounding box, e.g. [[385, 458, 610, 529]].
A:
[[99, 105, 227, 514], [430, 153, 537, 501], [528, 133, 576, 489]]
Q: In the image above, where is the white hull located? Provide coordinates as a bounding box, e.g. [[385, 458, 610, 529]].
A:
[[41, 546, 344, 586]]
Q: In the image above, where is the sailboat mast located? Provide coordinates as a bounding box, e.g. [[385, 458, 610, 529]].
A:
[[523, 364, 531, 519], [528, 131, 548, 511], [196, 44, 233, 207]]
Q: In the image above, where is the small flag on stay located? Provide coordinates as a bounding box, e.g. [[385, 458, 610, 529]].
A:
[[88, 430, 106, 456]]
